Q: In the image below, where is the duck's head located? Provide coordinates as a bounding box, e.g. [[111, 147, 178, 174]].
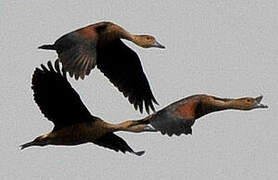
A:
[[20, 134, 49, 150], [233, 95, 268, 110], [133, 35, 165, 48]]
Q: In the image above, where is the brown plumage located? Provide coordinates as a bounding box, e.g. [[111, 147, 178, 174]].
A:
[[144, 94, 268, 136], [20, 60, 156, 156], [38, 21, 165, 114]]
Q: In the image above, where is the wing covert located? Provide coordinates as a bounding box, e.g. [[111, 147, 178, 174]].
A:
[[149, 99, 200, 136], [55, 32, 97, 80]]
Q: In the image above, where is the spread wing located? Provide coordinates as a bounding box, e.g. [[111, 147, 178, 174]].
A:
[[97, 39, 158, 114], [93, 132, 145, 156], [54, 32, 97, 80], [32, 60, 96, 131]]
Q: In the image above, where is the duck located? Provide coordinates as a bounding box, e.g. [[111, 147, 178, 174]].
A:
[[39, 21, 165, 114], [20, 60, 156, 156], [143, 94, 268, 136]]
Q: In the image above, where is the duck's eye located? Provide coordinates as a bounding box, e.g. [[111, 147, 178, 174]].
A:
[[246, 99, 251, 102]]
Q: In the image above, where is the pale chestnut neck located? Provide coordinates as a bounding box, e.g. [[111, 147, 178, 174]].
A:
[[201, 97, 243, 112], [111, 24, 133, 40], [98, 23, 133, 43], [103, 24, 146, 47]]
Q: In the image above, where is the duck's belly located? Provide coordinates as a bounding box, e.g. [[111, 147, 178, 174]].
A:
[[48, 121, 111, 146]]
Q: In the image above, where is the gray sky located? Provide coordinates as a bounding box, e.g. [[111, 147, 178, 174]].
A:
[[1, 0, 277, 179]]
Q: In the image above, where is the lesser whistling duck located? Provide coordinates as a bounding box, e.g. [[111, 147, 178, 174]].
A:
[[144, 94, 268, 136], [39, 21, 165, 114], [20, 60, 156, 156]]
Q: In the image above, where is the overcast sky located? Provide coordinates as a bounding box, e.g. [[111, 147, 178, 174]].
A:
[[1, 0, 277, 179]]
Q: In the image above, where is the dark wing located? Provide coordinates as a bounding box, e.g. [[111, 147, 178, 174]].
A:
[[32, 60, 96, 131], [93, 132, 145, 156], [54, 32, 97, 80], [150, 111, 195, 136], [97, 39, 158, 114], [150, 98, 199, 136]]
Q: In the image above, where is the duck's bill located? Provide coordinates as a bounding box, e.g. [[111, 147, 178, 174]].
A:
[[153, 40, 165, 48], [254, 95, 268, 108]]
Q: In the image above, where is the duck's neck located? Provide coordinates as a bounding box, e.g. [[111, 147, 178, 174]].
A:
[[117, 31, 143, 47], [102, 24, 145, 47], [97, 23, 132, 43], [208, 97, 236, 109], [108, 24, 132, 40], [198, 97, 243, 117]]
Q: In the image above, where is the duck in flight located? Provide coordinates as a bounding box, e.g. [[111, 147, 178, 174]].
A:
[[142, 94, 268, 136], [39, 21, 165, 114], [20, 60, 156, 156]]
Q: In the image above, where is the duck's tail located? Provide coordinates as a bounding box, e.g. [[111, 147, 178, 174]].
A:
[[38, 44, 56, 50]]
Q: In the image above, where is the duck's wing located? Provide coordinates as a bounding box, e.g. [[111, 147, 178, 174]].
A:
[[149, 99, 200, 136], [97, 39, 158, 114], [93, 132, 145, 156], [32, 60, 97, 131], [150, 112, 195, 136], [54, 30, 98, 80]]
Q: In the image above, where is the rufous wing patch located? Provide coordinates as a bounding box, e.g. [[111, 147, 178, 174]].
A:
[[175, 100, 200, 119], [77, 26, 98, 40]]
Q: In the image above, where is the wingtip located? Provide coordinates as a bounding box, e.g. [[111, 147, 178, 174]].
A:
[[153, 97, 159, 105], [54, 60, 61, 74], [47, 61, 55, 72], [40, 64, 48, 72], [134, 150, 145, 156]]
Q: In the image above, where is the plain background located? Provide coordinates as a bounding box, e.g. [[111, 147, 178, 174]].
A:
[[1, 0, 277, 179]]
